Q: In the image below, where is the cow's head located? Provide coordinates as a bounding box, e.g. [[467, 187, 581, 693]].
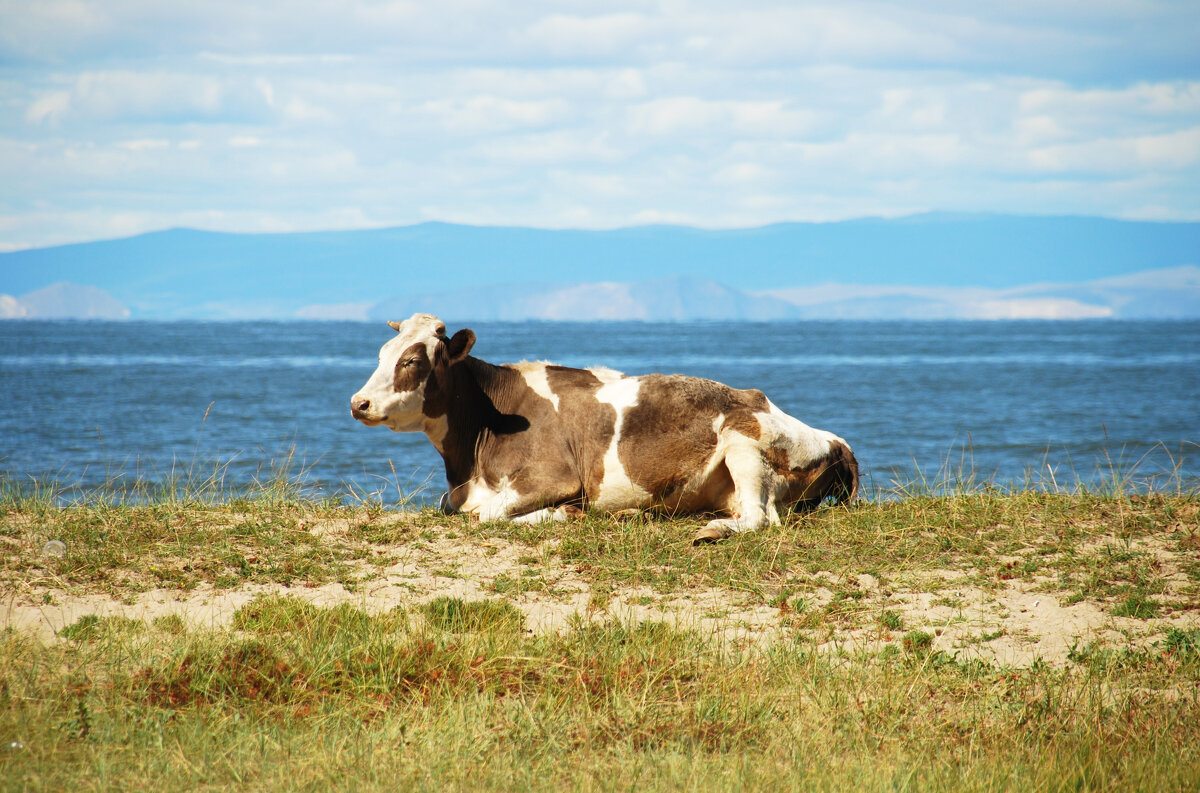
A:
[[350, 313, 475, 432]]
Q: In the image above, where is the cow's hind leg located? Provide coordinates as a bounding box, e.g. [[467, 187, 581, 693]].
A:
[[693, 441, 776, 544]]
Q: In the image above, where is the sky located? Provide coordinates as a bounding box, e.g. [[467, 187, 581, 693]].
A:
[[1, 1, 1199, 252]]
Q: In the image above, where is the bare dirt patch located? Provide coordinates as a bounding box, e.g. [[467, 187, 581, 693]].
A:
[[7, 511, 1197, 666]]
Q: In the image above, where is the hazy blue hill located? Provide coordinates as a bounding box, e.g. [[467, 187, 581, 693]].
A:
[[15, 282, 129, 319], [370, 276, 805, 322], [2, 214, 1197, 318]]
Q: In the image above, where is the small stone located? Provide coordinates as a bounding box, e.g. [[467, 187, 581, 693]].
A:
[[41, 540, 66, 558], [856, 574, 879, 591]]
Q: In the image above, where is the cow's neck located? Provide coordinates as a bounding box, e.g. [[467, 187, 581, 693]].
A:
[[423, 356, 526, 490]]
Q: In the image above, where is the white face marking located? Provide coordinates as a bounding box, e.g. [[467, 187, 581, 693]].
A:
[[758, 400, 847, 469], [592, 375, 651, 510], [515, 362, 560, 411], [350, 312, 445, 433]]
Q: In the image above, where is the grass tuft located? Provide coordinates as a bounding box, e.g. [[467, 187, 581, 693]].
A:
[[424, 597, 524, 634], [1112, 593, 1161, 619], [902, 629, 935, 654]]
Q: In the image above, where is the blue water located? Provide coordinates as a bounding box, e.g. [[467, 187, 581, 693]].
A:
[[1, 320, 1197, 502]]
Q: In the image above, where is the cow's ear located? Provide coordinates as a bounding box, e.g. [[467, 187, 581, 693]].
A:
[[443, 328, 475, 364]]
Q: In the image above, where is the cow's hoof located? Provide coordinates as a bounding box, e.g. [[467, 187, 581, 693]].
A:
[[693, 525, 735, 545]]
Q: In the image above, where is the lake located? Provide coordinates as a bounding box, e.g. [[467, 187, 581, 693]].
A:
[[1, 319, 1197, 502]]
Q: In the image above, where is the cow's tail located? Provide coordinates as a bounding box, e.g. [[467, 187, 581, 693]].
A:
[[827, 440, 860, 504]]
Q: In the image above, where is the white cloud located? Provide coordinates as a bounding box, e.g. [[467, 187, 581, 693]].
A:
[[1, 2, 1199, 250], [522, 13, 656, 58], [117, 138, 170, 150], [627, 97, 816, 138], [418, 95, 570, 135], [22, 70, 273, 126], [1028, 127, 1200, 174], [24, 91, 71, 124]]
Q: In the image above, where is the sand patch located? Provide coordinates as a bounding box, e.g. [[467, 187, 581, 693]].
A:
[[5, 526, 1197, 666]]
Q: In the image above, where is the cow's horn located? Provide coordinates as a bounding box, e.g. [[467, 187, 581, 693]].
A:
[[387, 320, 403, 332]]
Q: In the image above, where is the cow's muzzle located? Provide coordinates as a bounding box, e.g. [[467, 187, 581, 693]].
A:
[[350, 397, 383, 424]]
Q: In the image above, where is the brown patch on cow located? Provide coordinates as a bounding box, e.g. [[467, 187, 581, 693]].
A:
[[432, 359, 621, 518], [722, 411, 762, 441], [545, 365, 615, 504], [720, 389, 767, 441], [619, 375, 765, 500], [392, 343, 431, 393], [770, 440, 860, 510]]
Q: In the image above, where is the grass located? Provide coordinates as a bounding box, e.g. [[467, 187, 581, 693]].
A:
[[3, 593, 1198, 792], [3, 488, 1197, 623], [2, 463, 1199, 791]]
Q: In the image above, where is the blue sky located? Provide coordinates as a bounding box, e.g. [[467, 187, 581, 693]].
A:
[[2, 1, 1199, 252]]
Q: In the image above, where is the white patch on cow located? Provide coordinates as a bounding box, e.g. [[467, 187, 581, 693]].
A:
[[511, 506, 572, 524], [423, 414, 449, 454], [711, 436, 776, 532], [592, 376, 651, 511], [458, 475, 522, 522], [514, 361, 560, 411], [587, 366, 624, 384], [757, 400, 842, 469]]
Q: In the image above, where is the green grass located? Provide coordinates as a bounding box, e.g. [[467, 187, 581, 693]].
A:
[[3, 489, 1197, 622], [2, 594, 1198, 792], [2, 473, 1199, 791]]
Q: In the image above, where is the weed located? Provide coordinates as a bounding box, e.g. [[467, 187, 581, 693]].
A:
[[1163, 627, 1200, 656], [1113, 593, 1161, 619], [58, 614, 141, 641], [424, 597, 523, 634], [902, 630, 935, 654]]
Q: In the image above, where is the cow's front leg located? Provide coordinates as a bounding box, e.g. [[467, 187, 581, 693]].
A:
[[693, 442, 777, 544], [510, 504, 584, 524], [464, 475, 583, 524]]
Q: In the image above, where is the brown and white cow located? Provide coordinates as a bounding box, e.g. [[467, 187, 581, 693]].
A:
[[350, 313, 858, 543]]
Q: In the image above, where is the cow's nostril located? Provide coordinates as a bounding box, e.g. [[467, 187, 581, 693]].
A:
[[352, 399, 371, 412]]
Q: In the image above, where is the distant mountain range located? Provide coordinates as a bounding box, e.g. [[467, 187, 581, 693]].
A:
[[0, 282, 131, 320], [346, 267, 1200, 321], [1, 214, 1198, 320]]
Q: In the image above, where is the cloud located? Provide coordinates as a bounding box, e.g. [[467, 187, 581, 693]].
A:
[[522, 13, 657, 58], [2, 2, 1200, 250], [418, 95, 571, 136], [1028, 126, 1200, 174], [23, 70, 274, 126]]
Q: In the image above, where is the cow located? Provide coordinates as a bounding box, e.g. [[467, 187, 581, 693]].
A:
[[350, 313, 858, 544]]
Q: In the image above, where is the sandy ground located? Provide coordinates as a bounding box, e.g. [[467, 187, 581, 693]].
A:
[[5, 517, 1197, 667]]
